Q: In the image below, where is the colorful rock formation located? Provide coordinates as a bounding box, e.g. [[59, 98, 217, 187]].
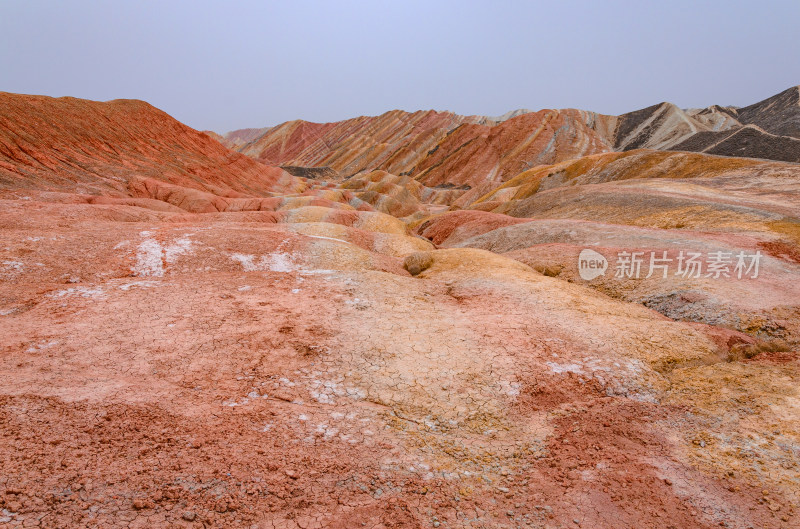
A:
[[1, 89, 799, 529]]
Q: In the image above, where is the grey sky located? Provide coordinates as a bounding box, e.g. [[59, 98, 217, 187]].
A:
[[2, 0, 799, 133]]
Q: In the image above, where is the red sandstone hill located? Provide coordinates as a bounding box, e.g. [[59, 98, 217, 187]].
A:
[[0, 92, 300, 197], [233, 108, 617, 204], [236, 109, 476, 174], [228, 86, 800, 185]]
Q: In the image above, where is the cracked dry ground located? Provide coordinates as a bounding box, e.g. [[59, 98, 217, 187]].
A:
[[1, 199, 799, 529]]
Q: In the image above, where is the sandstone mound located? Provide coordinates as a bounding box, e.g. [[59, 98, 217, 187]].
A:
[[128, 177, 359, 214], [454, 218, 800, 344], [402, 251, 434, 275], [472, 149, 778, 206], [339, 170, 426, 217], [288, 222, 434, 258], [280, 205, 409, 235], [334, 169, 474, 216], [415, 209, 529, 246], [410, 247, 536, 278], [469, 150, 800, 237]]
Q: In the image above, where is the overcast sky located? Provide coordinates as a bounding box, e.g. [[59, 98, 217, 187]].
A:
[[2, 0, 799, 133]]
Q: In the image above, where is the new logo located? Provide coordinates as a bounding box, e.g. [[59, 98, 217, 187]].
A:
[[578, 249, 608, 280]]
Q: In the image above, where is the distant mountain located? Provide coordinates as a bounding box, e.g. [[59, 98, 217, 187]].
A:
[[736, 85, 800, 138], [221, 86, 800, 182], [611, 86, 800, 163], [220, 109, 616, 205]]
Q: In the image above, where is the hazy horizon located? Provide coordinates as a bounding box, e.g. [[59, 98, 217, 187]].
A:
[[2, 0, 799, 133]]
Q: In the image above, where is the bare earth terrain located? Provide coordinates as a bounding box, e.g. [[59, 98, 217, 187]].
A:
[[1, 89, 800, 528]]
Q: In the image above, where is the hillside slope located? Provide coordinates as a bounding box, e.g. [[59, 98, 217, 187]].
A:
[[0, 92, 300, 197], [229, 86, 800, 180]]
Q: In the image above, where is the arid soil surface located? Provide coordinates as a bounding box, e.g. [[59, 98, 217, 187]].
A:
[[1, 91, 800, 528]]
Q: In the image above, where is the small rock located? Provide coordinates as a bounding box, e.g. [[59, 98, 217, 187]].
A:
[[182, 511, 196, 521]]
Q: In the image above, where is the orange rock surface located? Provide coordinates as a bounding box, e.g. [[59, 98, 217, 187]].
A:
[[0, 92, 301, 197]]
